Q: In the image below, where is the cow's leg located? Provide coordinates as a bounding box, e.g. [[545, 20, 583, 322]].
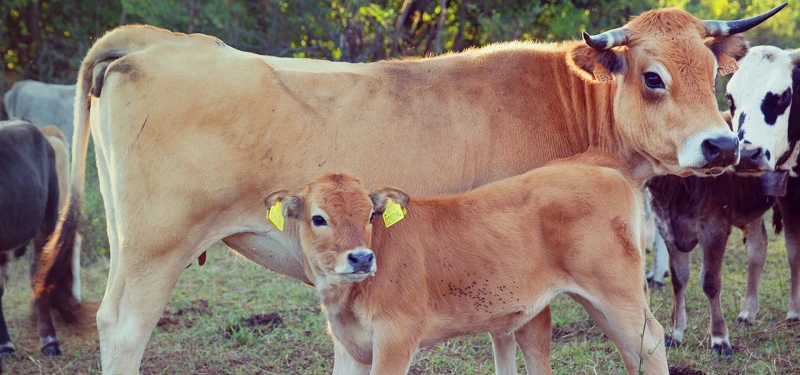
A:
[[666, 248, 691, 347], [698, 228, 731, 355], [512, 306, 552, 375], [490, 332, 518, 375], [0, 255, 16, 359], [647, 232, 669, 289], [778, 197, 800, 321], [370, 322, 421, 375], [571, 292, 667, 375], [332, 334, 370, 375], [30, 232, 61, 356], [737, 218, 767, 325]]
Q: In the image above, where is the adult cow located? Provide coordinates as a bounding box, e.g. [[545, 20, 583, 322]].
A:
[[0, 121, 80, 366], [36, 5, 786, 374], [3, 81, 77, 144]]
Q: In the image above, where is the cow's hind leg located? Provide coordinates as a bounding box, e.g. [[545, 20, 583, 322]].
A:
[[778, 197, 800, 321], [571, 291, 667, 375], [30, 232, 61, 356], [737, 219, 767, 325], [512, 306, 552, 375], [0, 254, 16, 358]]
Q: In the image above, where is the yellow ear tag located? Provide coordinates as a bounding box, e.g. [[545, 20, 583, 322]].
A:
[[383, 199, 406, 228], [268, 201, 285, 231], [718, 53, 739, 76], [593, 62, 614, 82]]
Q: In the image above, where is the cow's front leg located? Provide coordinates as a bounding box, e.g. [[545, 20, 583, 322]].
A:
[[737, 218, 768, 325], [370, 322, 421, 375]]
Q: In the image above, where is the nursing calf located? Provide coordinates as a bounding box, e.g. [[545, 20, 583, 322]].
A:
[[267, 156, 666, 375]]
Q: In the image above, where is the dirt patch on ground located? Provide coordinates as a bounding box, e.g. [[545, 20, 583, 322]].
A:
[[224, 312, 283, 339], [157, 299, 211, 331], [669, 365, 704, 375]]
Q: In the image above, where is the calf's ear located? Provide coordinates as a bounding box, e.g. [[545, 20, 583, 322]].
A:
[[705, 34, 749, 61], [264, 189, 303, 219], [369, 187, 410, 213]]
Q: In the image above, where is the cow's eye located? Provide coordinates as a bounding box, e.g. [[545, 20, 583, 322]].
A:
[[311, 215, 327, 226], [644, 72, 665, 90]]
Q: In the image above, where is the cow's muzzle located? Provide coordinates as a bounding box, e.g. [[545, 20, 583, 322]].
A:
[[701, 135, 739, 169]]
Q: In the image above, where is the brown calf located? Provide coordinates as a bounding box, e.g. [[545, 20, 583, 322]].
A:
[[267, 153, 667, 375]]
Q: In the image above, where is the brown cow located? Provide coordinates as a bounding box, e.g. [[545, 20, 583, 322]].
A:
[[35, 5, 785, 374], [265, 153, 666, 375]]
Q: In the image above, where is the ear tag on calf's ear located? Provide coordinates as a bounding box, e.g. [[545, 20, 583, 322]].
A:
[[593, 62, 614, 82], [268, 201, 285, 231], [383, 199, 406, 228], [718, 53, 739, 76]]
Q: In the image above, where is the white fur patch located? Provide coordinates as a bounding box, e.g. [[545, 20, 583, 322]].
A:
[[677, 128, 738, 169], [710, 333, 730, 347], [727, 46, 795, 170]]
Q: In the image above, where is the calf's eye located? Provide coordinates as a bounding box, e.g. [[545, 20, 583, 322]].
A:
[[644, 72, 665, 90], [312, 215, 327, 226]]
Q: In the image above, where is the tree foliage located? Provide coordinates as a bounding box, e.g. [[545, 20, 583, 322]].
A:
[[1, 0, 797, 91]]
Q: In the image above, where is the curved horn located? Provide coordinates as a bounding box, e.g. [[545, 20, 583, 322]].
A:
[[582, 27, 632, 51], [704, 2, 787, 37]]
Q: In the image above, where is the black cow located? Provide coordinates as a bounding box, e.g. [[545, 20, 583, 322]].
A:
[[0, 120, 80, 370]]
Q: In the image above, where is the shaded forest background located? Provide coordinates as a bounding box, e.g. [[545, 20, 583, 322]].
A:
[[1, 0, 798, 93]]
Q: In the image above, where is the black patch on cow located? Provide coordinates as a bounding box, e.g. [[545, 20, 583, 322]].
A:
[[728, 94, 736, 118], [777, 66, 800, 175], [765, 150, 771, 161], [738, 114, 746, 139], [90, 64, 109, 98], [762, 88, 792, 125]]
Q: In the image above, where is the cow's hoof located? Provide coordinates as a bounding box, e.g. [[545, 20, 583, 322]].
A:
[[41, 342, 62, 356], [664, 336, 681, 348], [0, 349, 17, 360], [735, 316, 754, 326], [648, 280, 664, 290], [711, 343, 732, 356]]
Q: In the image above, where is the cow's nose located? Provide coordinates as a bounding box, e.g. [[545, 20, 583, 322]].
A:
[[738, 147, 766, 170], [701, 135, 739, 168], [348, 251, 374, 273]]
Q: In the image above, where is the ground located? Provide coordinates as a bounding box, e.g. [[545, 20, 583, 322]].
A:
[[2, 230, 798, 374]]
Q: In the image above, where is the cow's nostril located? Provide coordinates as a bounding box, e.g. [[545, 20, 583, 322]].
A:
[[348, 253, 359, 265], [702, 136, 739, 168], [749, 148, 763, 162]]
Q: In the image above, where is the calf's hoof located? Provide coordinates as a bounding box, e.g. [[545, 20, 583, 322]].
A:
[[735, 316, 754, 327], [711, 342, 732, 356], [0, 344, 17, 360], [664, 336, 681, 348], [41, 342, 62, 356]]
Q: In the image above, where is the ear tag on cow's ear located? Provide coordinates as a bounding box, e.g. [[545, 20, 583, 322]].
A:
[[268, 201, 285, 231], [593, 62, 614, 82], [383, 199, 406, 228], [718, 53, 739, 76]]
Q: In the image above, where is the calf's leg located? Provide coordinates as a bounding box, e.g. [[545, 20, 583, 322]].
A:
[[698, 227, 731, 355], [490, 332, 518, 375], [737, 218, 768, 325], [332, 335, 370, 375], [0, 256, 16, 358], [647, 232, 669, 289], [512, 306, 552, 375], [370, 322, 421, 375], [778, 197, 800, 321], [666, 248, 691, 347]]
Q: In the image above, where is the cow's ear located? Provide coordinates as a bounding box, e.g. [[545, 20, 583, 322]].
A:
[[705, 34, 749, 61], [569, 44, 626, 79], [369, 187, 410, 214], [265, 189, 303, 219], [791, 49, 800, 66]]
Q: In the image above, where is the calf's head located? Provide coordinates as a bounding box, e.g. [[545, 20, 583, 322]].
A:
[[571, 3, 787, 176], [265, 174, 408, 285], [728, 46, 800, 172]]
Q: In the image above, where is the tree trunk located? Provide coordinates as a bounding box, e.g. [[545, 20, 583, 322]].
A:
[[453, 0, 468, 51], [393, 0, 413, 56], [28, 0, 43, 81], [187, 0, 197, 33], [434, 0, 447, 55]]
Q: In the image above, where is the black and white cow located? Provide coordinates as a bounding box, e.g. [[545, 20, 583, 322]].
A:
[[0, 120, 81, 368], [645, 45, 800, 356]]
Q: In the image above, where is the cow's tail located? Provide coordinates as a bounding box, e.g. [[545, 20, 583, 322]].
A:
[[773, 204, 784, 235], [33, 26, 148, 322]]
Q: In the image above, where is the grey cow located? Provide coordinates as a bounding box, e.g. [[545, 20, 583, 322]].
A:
[[3, 80, 76, 143]]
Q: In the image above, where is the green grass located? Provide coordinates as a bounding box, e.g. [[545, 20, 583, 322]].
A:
[[1, 149, 798, 373]]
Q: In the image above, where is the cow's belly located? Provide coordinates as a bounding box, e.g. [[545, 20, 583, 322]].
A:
[[222, 232, 311, 284]]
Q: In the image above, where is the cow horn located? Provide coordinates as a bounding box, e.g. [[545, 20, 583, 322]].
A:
[[582, 27, 633, 50], [704, 2, 787, 37]]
